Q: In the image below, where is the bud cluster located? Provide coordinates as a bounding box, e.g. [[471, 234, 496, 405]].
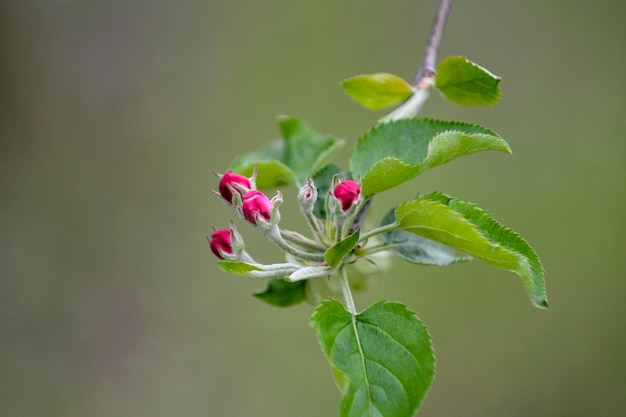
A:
[[209, 168, 365, 281]]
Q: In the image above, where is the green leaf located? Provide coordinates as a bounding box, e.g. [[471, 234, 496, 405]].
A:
[[230, 139, 295, 189], [310, 300, 435, 417], [394, 192, 548, 308], [217, 261, 263, 275], [254, 279, 307, 307], [379, 209, 472, 265], [217, 261, 299, 279], [349, 118, 511, 196], [325, 230, 360, 269], [342, 73, 414, 110], [230, 117, 344, 188], [435, 56, 502, 106], [280, 117, 345, 186]]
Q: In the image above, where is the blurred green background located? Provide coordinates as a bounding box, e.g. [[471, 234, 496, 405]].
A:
[[1, 0, 625, 416]]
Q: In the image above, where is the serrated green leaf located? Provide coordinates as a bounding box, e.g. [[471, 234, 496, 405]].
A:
[[342, 73, 415, 110], [394, 192, 548, 308], [325, 230, 360, 269], [435, 56, 502, 106], [349, 118, 511, 196], [380, 209, 472, 265], [229, 117, 344, 188], [310, 299, 435, 417], [254, 279, 307, 307]]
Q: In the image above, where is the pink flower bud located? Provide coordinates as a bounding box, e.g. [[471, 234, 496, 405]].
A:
[[333, 180, 361, 211], [209, 229, 233, 259], [218, 171, 252, 203], [241, 190, 272, 224]]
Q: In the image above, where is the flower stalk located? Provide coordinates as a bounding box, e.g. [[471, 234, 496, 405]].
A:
[[264, 225, 326, 263]]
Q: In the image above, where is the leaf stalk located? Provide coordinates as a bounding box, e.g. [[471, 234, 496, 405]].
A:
[[338, 267, 358, 315]]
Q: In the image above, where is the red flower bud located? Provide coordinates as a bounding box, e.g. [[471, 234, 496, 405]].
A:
[[218, 171, 252, 203], [209, 229, 233, 259], [333, 180, 361, 211], [241, 190, 272, 224]]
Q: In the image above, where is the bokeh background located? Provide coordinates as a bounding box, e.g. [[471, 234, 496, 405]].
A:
[[2, 0, 625, 416]]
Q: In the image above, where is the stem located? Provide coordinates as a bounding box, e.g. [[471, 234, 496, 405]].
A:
[[340, 197, 368, 241], [359, 222, 398, 243], [412, 0, 453, 85], [349, 198, 372, 234], [239, 251, 258, 264], [299, 202, 329, 245], [266, 226, 326, 263], [356, 1, 453, 238], [357, 242, 388, 254], [359, 242, 403, 256], [243, 264, 301, 280], [380, 88, 430, 122], [281, 229, 327, 251], [307, 214, 329, 244], [339, 267, 357, 315]]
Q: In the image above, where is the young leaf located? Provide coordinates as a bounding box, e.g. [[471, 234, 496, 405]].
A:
[[349, 118, 511, 196], [394, 192, 548, 308], [325, 230, 360, 269], [379, 209, 472, 265], [217, 261, 263, 275], [435, 56, 502, 106], [342, 73, 415, 110], [217, 261, 299, 279], [229, 117, 344, 188], [310, 299, 435, 417], [254, 279, 307, 307]]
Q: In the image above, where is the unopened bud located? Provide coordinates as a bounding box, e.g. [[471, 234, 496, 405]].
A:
[[298, 178, 318, 215], [333, 180, 361, 211], [217, 171, 252, 203], [241, 190, 272, 224], [209, 228, 234, 259]]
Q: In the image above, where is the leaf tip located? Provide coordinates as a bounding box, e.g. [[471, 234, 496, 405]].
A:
[[502, 141, 513, 155], [535, 296, 549, 309]]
